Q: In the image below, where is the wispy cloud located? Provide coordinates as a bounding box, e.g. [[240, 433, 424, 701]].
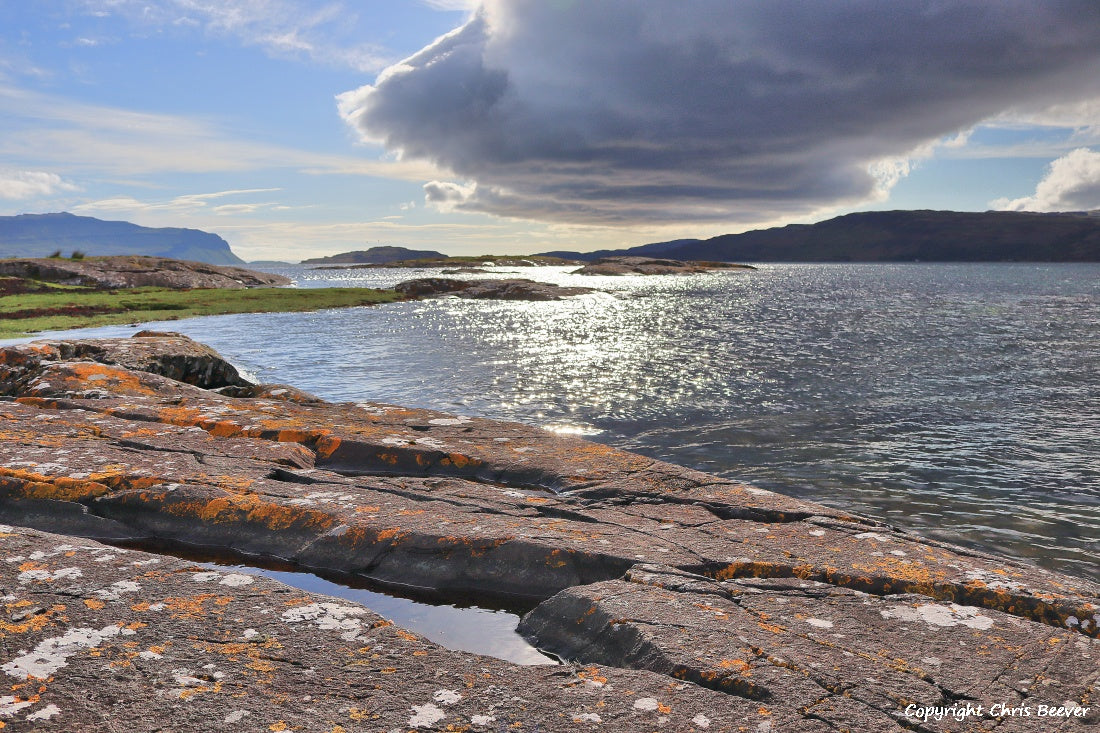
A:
[[418, 0, 477, 11], [79, 0, 391, 72], [0, 84, 443, 180], [72, 188, 284, 217]]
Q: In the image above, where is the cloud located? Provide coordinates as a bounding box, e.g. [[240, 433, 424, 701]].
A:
[[79, 0, 390, 72], [0, 170, 77, 200], [0, 84, 443, 181], [72, 188, 284, 216], [419, 0, 477, 11], [993, 148, 1100, 211], [339, 0, 1100, 225]]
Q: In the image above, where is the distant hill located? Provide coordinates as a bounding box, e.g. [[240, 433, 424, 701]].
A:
[[542, 210, 1100, 262], [301, 246, 446, 265], [0, 212, 244, 265]]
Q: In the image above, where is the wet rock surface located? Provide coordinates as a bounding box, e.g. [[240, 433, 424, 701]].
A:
[[572, 256, 755, 276], [0, 256, 291, 289], [394, 277, 595, 300], [0, 333, 1098, 730]]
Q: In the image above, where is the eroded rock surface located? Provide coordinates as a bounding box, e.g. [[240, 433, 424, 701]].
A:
[[0, 524, 751, 732], [0, 256, 290, 289], [0, 333, 1098, 730]]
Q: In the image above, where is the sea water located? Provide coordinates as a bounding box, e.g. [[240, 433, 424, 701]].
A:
[[22, 263, 1099, 581]]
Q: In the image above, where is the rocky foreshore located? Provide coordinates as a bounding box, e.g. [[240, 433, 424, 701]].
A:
[[0, 256, 291, 290], [0, 334, 1097, 731]]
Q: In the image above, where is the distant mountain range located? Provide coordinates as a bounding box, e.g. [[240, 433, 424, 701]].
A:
[[542, 210, 1100, 262], [300, 246, 446, 265], [0, 212, 244, 265]]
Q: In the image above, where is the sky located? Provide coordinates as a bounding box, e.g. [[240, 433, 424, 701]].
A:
[[3, 1, 1100, 261]]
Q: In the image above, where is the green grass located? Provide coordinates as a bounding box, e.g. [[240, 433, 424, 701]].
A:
[[0, 285, 403, 338]]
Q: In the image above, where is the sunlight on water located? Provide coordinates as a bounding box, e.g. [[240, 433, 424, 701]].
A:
[[22, 263, 1100, 582]]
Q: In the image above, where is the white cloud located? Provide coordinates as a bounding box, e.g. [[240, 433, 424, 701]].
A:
[[340, 0, 1100, 225], [0, 170, 77, 200], [993, 148, 1100, 211]]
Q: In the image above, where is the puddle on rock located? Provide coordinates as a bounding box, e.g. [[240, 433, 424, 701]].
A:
[[199, 561, 558, 666]]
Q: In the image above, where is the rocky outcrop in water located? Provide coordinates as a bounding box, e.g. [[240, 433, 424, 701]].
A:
[[0, 334, 1097, 731], [0, 256, 291, 290], [394, 277, 594, 300], [301, 245, 448, 265], [572, 256, 754, 275]]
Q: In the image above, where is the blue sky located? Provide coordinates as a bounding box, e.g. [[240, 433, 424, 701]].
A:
[[3, 1, 1100, 261]]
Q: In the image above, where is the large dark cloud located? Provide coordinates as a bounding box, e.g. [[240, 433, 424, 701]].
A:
[[339, 0, 1100, 224]]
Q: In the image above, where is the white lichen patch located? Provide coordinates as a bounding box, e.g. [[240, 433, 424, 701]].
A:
[[853, 532, 889, 542], [692, 714, 711, 728], [95, 580, 141, 600], [881, 603, 995, 630], [573, 712, 602, 723], [413, 437, 450, 451], [18, 567, 82, 583], [471, 714, 496, 726], [219, 573, 254, 587], [633, 697, 660, 711], [0, 696, 35, 718], [805, 618, 834, 629], [409, 702, 446, 728], [224, 710, 251, 724], [433, 689, 461, 705], [2, 624, 134, 679], [281, 603, 369, 641], [25, 703, 61, 722], [189, 571, 222, 583]]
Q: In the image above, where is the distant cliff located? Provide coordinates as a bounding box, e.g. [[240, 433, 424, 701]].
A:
[[301, 245, 446, 265], [0, 212, 244, 265], [543, 210, 1100, 262]]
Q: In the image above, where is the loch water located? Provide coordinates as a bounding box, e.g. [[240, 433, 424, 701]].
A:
[[27, 263, 1100, 582]]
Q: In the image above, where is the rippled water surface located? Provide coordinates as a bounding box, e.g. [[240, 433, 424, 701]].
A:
[[29, 264, 1100, 581]]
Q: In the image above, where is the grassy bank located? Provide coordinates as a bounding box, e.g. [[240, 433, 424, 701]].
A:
[[0, 283, 403, 338]]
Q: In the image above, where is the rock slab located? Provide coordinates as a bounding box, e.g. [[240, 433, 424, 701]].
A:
[[0, 333, 1097, 731]]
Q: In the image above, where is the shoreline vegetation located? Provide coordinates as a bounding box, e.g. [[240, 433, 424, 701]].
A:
[[0, 282, 403, 338], [0, 255, 401, 338]]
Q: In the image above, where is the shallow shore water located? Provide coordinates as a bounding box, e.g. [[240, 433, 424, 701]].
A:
[[11, 262, 1099, 582]]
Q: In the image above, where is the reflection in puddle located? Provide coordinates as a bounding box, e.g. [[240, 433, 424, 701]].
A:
[[202, 562, 558, 666]]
